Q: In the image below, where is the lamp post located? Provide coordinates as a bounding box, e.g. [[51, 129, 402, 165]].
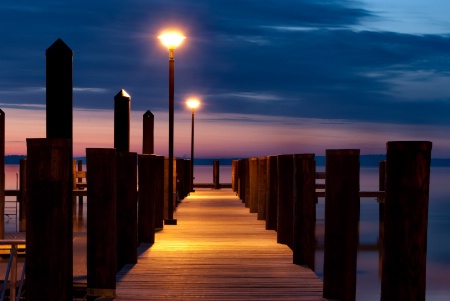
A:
[[158, 31, 185, 225], [186, 98, 200, 193]]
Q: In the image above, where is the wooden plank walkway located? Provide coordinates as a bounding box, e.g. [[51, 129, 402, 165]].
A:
[[115, 189, 323, 300]]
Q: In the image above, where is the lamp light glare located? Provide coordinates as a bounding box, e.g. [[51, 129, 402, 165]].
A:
[[186, 99, 200, 109], [158, 32, 186, 50]]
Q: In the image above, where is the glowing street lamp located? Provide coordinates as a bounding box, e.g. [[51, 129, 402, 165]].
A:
[[186, 98, 200, 192], [159, 31, 185, 225]]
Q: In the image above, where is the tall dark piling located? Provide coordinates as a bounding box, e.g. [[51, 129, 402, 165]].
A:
[[381, 141, 432, 301], [323, 149, 360, 301], [19, 158, 27, 232], [46, 38, 73, 157], [257, 157, 267, 220], [249, 158, 258, 213], [293, 154, 316, 269], [153, 155, 165, 229], [213, 160, 220, 189], [142, 110, 154, 154], [277, 154, 294, 249], [114, 89, 131, 152], [26, 138, 72, 301], [116, 152, 138, 271], [87, 148, 117, 300], [138, 155, 157, 244], [265, 155, 278, 231]]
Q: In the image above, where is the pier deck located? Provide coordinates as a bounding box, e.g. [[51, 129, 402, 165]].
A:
[[115, 189, 323, 300]]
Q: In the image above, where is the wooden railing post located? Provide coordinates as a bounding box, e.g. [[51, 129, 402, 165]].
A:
[[323, 149, 360, 301], [114, 89, 131, 152], [138, 154, 157, 245], [116, 152, 138, 272], [154, 155, 165, 230], [244, 159, 251, 207], [293, 154, 316, 269], [46, 39, 73, 158], [213, 160, 220, 189], [87, 148, 117, 300], [257, 157, 267, 220], [277, 154, 294, 249], [26, 138, 72, 301], [238, 159, 246, 203], [381, 141, 432, 301], [249, 158, 258, 213], [19, 158, 27, 232], [265, 155, 278, 231], [142, 110, 154, 154]]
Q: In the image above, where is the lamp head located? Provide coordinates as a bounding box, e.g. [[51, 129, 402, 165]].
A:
[[186, 98, 200, 110], [158, 32, 186, 50]]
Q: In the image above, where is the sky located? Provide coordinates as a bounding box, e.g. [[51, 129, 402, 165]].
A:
[[1, 0, 450, 158]]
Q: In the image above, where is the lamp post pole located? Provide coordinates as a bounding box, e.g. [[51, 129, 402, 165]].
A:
[[159, 32, 185, 226], [186, 99, 200, 193]]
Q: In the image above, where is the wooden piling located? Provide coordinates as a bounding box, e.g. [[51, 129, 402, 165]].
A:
[[114, 89, 131, 152], [213, 160, 220, 189], [87, 148, 117, 300], [249, 158, 258, 213], [257, 157, 267, 220], [154, 155, 165, 229], [265, 155, 278, 231], [138, 154, 157, 244], [19, 158, 27, 232], [323, 149, 360, 301], [381, 141, 432, 301], [116, 152, 138, 272], [46, 39, 73, 157], [142, 110, 154, 154], [26, 138, 72, 301], [238, 159, 246, 203], [293, 154, 316, 269], [277, 154, 294, 249], [77, 159, 83, 205], [0, 109, 4, 239]]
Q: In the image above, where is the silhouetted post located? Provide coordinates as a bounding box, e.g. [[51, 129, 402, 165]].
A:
[[26, 138, 72, 301], [142, 110, 154, 154], [46, 39, 73, 158], [19, 159, 27, 232], [0, 109, 4, 239], [87, 148, 117, 300], [265, 155, 278, 231], [238, 159, 246, 203], [176, 158, 185, 200], [277, 154, 294, 249], [381, 141, 432, 301], [249, 158, 258, 213], [164, 157, 177, 222], [154, 155, 165, 229], [213, 160, 220, 189], [232, 160, 239, 193], [323, 149, 360, 301], [114, 89, 131, 152], [138, 155, 158, 244], [293, 154, 316, 269], [116, 152, 137, 272], [257, 157, 267, 220], [78, 159, 83, 205], [184, 159, 191, 197]]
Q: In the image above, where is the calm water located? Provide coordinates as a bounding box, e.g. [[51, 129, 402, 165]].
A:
[[4, 164, 450, 299]]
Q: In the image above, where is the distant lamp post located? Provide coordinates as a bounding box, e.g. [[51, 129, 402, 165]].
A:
[[186, 98, 200, 193], [158, 31, 185, 225]]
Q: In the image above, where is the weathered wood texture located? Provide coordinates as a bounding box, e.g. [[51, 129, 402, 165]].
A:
[[277, 154, 294, 249], [26, 138, 73, 301], [257, 157, 267, 220], [86, 148, 117, 299], [114, 89, 131, 152], [381, 141, 432, 301], [323, 149, 360, 301], [249, 158, 259, 213], [115, 189, 323, 300], [142, 110, 154, 154], [265, 155, 278, 231], [293, 154, 316, 269], [138, 155, 157, 244], [116, 152, 138, 272]]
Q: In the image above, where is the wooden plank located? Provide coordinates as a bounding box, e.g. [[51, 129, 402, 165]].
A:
[[115, 189, 323, 300]]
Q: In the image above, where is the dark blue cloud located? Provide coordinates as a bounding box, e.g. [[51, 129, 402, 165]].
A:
[[1, 0, 450, 126]]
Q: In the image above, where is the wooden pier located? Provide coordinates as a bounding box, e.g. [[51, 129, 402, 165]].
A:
[[114, 189, 323, 300]]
